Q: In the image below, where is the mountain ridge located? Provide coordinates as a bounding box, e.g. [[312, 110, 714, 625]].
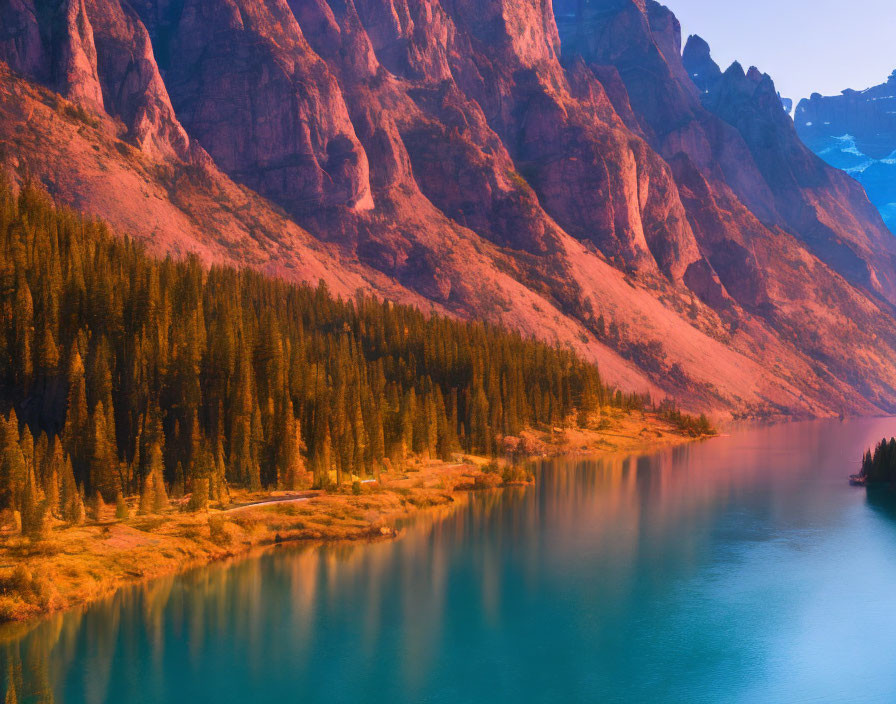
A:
[[2, 0, 896, 418], [796, 70, 896, 235]]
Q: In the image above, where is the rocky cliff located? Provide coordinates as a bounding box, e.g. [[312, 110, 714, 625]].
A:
[[2, 0, 896, 418], [796, 71, 896, 234]]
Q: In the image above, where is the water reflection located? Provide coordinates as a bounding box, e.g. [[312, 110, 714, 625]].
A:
[[865, 485, 896, 522], [6, 418, 896, 703]]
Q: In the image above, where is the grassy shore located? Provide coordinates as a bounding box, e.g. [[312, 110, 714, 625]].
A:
[[0, 409, 709, 624]]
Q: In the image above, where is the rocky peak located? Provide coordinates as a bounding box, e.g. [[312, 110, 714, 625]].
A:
[[348, 0, 453, 81], [554, 0, 701, 143], [0, 0, 47, 80], [0, 0, 191, 159], [644, 0, 683, 70], [703, 61, 782, 120], [681, 34, 720, 95], [446, 0, 561, 70]]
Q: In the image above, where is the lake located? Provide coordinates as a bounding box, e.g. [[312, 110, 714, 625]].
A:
[[7, 418, 896, 703]]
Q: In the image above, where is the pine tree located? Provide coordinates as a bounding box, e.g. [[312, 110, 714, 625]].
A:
[[350, 386, 367, 477], [147, 442, 168, 512], [18, 425, 33, 487], [34, 432, 50, 486], [187, 476, 209, 512], [63, 346, 89, 482], [280, 411, 306, 490], [20, 462, 45, 538], [369, 403, 385, 469], [88, 490, 103, 522], [0, 413, 27, 512], [44, 463, 60, 518], [469, 385, 491, 455], [115, 491, 129, 520], [312, 419, 332, 489], [138, 475, 153, 515], [88, 402, 120, 501], [212, 437, 228, 504], [12, 274, 34, 394], [171, 462, 185, 500], [60, 456, 84, 524]]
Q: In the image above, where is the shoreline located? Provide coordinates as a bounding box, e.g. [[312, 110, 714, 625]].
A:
[[0, 410, 709, 628]]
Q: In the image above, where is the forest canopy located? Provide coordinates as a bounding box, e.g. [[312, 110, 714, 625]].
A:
[[0, 183, 655, 526]]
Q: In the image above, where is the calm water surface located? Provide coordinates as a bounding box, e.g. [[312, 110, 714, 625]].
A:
[[8, 418, 896, 703]]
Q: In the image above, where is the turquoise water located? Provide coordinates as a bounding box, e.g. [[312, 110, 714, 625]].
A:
[[8, 418, 896, 703]]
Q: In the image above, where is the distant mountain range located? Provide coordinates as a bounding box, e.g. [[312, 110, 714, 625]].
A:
[[2, 0, 896, 418], [796, 71, 896, 233]]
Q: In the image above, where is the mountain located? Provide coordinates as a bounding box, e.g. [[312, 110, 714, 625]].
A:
[[2, 0, 896, 418], [796, 71, 896, 233]]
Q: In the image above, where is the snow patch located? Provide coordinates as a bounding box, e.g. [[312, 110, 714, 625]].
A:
[[834, 134, 865, 157]]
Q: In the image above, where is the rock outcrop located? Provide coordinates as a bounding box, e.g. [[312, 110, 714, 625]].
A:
[[130, 0, 374, 215], [0, 0, 104, 109]]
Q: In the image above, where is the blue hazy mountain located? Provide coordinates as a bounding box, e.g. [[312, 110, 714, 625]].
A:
[[796, 72, 896, 233]]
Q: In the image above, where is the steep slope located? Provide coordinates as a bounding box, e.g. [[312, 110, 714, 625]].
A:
[[683, 39, 896, 302], [796, 71, 896, 233], [0, 64, 676, 403], [0, 66, 406, 299], [555, 0, 896, 305], [2, 0, 896, 418], [551, 0, 896, 411]]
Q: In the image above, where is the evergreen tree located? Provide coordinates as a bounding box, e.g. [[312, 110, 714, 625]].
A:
[[44, 463, 60, 518], [147, 442, 168, 513], [187, 477, 209, 512], [138, 475, 153, 515], [312, 419, 332, 489], [88, 490, 103, 522], [63, 347, 89, 482], [115, 491, 129, 520], [12, 274, 34, 395], [0, 183, 683, 510], [0, 413, 27, 512], [60, 456, 85, 524], [88, 402, 119, 500], [280, 411, 306, 490], [20, 462, 45, 538]]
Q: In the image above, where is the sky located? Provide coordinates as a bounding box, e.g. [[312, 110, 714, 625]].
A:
[[664, 0, 895, 103]]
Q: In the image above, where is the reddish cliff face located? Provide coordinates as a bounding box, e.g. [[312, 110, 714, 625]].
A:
[[129, 0, 374, 215], [0, 0, 104, 109], [2, 0, 896, 418], [0, 0, 189, 159], [85, 0, 192, 160]]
